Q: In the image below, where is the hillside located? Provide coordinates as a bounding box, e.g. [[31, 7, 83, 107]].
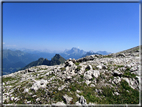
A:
[[2, 46, 140, 105], [3, 49, 39, 75]]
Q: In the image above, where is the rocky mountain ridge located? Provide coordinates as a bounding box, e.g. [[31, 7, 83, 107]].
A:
[[20, 54, 66, 70], [2, 46, 140, 105]]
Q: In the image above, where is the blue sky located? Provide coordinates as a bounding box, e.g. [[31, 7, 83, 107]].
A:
[[3, 3, 139, 53]]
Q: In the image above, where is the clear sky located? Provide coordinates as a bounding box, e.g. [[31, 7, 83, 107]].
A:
[[3, 2, 139, 53]]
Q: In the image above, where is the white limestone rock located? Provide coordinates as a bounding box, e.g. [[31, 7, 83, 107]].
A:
[[79, 96, 87, 104], [75, 101, 82, 105], [31, 79, 48, 91], [92, 70, 100, 78], [58, 85, 66, 91], [114, 92, 120, 95], [53, 101, 66, 106], [85, 80, 91, 85], [62, 94, 73, 104], [90, 84, 95, 87]]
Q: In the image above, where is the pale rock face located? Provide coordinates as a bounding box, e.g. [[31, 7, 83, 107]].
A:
[[75, 101, 82, 105], [58, 85, 66, 91], [85, 80, 91, 85], [92, 70, 100, 78], [65, 76, 72, 82], [31, 79, 48, 91], [96, 65, 102, 69], [76, 90, 81, 93], [27, 100, 31, 104], [36, 98, 40, 102], [54, 101, 66, 106], [90, 84, 95, 87], [113, 70, 122, 76], [122, 78, 139, 89], [114, 92, 120, 95], [130, 66, 138, 72], [46, 72, 50, 76], [62, 94, 73, 104], [79, 96, 87, 104], [23, 88, 29, 93], [112, 77, 121, 84], [84, 73, 93, 80]]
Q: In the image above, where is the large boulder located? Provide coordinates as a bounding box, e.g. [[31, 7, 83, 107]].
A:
[[84, 70, 93, 80]]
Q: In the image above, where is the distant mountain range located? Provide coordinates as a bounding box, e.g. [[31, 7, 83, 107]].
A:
[[2, 47, 111, 75], [3, 49, 39, 75], [82, 52, 101, 57]]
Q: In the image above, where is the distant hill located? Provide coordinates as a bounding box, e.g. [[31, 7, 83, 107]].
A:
[[115, 45, 140, 54], [21, 54, 66, 70], [96, 51, 111, 55], [3, 49, 39, 75]]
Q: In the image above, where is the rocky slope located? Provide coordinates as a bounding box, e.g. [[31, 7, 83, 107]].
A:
[[2, 46, 140, 105]]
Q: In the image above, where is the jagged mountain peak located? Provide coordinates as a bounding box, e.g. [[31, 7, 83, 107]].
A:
[[53, 54, 62, 58]]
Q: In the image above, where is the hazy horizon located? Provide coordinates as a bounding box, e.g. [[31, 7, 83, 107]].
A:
[[3, 3, 139, 53]]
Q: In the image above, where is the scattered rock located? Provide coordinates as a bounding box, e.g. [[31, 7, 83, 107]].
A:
[[62, 94, 73, 104], [114, 92, 120, 95], [79, 96, 87, 104], [113, 70, 122, 77], [58, 85, 66, 91]]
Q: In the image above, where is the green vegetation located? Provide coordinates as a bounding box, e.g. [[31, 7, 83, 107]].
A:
[[3, 76, 16, 82], [102, 55, 112, 58], [76, 66, 82, 71], [85, 68, 89, 71], [60, 67, 66, 71], [122, 68, 137, 78], [75, 62, 80, 66]]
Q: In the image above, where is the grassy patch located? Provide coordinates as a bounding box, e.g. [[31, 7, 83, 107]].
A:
[[3, 76, 16, 82], [75, 62, 80, 66], [85, 68, 89, 71], [122, 68, 137, 78], [102, 55, 112, 58], [60, 67, 66, 71]]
